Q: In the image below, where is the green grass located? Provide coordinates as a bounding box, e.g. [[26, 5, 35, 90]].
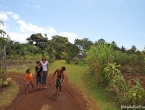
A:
[[84, 74, 118, 110], [7, 61, 39, 74], [0, 81, 18, 109], [7, 60, 60, 74]]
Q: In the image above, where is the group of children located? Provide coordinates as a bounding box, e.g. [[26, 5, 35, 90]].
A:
[[24, 57, 66, 95]]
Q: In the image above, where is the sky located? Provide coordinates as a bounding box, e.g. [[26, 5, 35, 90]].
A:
[[0, 0, 145, 50]]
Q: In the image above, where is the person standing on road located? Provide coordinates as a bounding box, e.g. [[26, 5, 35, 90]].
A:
[[40, 56, 49, 89], [51, 66, 66, 94], [35, 61, 43, 89]]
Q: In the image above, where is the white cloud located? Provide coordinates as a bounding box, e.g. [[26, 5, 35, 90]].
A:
[[6, 11, 20, 20], [12, 14, 20, 20], [8, 32, 31, 43], [8, 20, 78, 43], [0, 12, 78, 43], [7, 29, 78, 44], [6, 11, 13, 15], [35, 5, 40, 8], [17, 20, 45, 33], [17, 20, 57, 35], [46, 27, 56, 34], [0, 11, 9, 21]]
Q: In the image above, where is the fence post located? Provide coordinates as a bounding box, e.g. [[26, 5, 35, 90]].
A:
[[0, 45, 7, 90], [3, 46, 7, 70]]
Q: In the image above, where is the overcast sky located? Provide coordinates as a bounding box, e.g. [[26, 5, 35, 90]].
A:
[[0, 0, 145, 50]]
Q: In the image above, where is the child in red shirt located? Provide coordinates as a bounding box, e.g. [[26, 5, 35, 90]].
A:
[[24, 69, 35, 93]]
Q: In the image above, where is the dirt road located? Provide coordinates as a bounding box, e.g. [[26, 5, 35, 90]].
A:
[[5, 73, 89, 110]]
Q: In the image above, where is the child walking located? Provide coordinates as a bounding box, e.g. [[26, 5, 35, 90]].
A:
[[24, 69, 35, 93], [51, 66, 66, 94], [35, 61, 43, 89]]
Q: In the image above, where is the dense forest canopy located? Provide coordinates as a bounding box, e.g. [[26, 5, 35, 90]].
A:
[[0, 21, 145, 62], [0, 31, 145, 61]]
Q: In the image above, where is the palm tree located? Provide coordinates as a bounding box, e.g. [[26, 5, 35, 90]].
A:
[[0, 30, 6, 37], [0, 20, 4, 26], [0, 20, 6, 37]]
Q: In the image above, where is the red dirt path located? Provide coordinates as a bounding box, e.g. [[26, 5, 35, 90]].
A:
[[5, 73, 90, 110]]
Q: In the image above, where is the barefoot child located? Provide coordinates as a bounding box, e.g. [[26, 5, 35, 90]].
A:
[[51, 66, 66, 94], [24, 69, 35, 93], [35, 61, 43, 89]]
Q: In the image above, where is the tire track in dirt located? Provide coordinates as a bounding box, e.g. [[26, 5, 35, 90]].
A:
[[5, 73, 89, 110]]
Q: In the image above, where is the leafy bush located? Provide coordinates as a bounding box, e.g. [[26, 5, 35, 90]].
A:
[[111, 51, 145, 74], [111, 50, 130, 65], [0, 78, 11, 87], [73, 58, 79, 64], [128, 54, 145, 74], [78, 58, 86, 65]]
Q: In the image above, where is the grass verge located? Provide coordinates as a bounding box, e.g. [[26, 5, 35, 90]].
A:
[[0, 81, 18, 110], [84, 73, 119, 110], [7, 61, 37, 73]]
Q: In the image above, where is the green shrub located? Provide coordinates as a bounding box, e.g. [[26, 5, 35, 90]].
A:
[[73, 58, 79, 64], [86, 43, 113, 76], [78, 58, 86, 65], [111, 51, 129, 65]]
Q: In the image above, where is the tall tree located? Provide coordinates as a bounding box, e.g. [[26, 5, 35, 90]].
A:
[[51, 35, 68, 43], [130, 45, 137, 53], [51, 35, 69, 59], [74, 38, 93, 50], [120, 46, 125, 52], [111, 41, 120, 50], [27, 33, 48, 50], [97, 38, 106, 44], [65, 42, 80, 58]]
